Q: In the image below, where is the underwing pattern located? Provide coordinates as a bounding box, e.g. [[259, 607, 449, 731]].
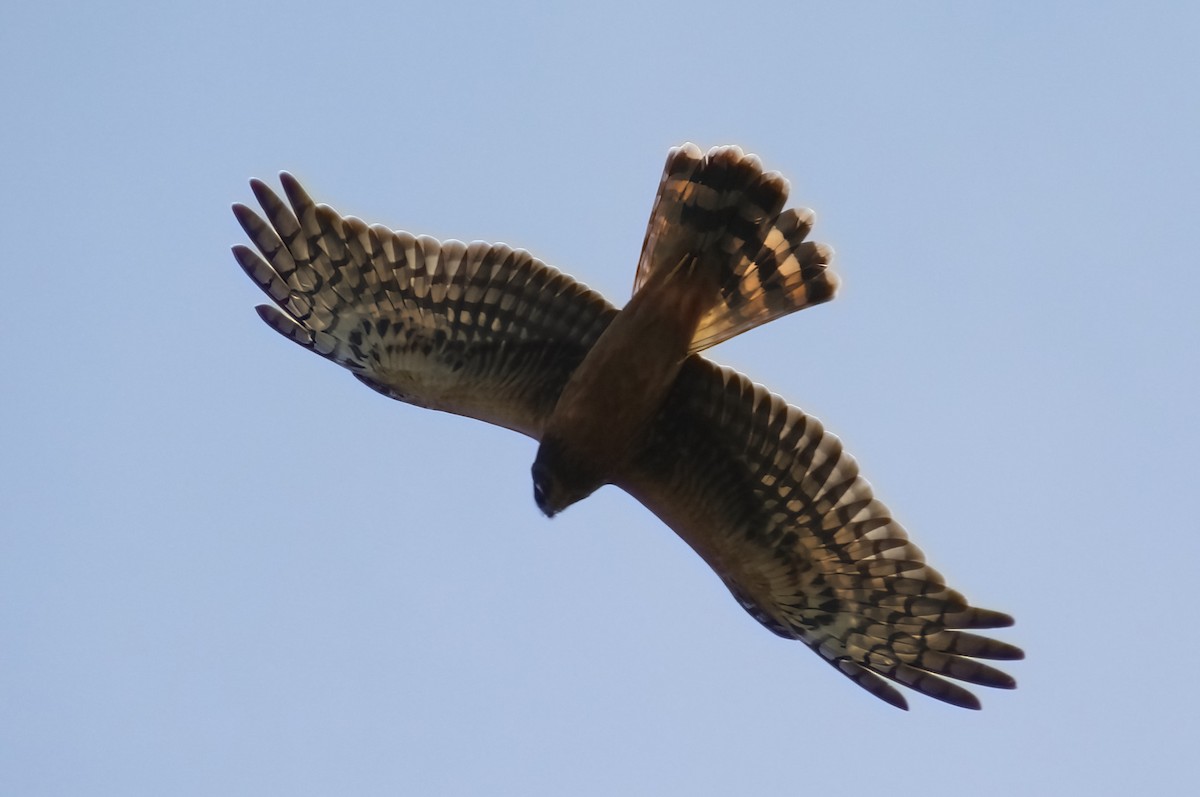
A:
[[232, 144, 1022, 709]]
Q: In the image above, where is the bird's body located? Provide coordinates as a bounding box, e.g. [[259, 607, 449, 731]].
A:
[[231, 144, 1022, 710], [534, 146, 832, 514], [533, 276, 702, 511]]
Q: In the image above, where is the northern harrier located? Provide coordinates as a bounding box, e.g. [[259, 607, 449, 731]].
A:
[[232, 144, 1022, 709]]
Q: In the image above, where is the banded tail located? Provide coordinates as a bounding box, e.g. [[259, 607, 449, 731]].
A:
[[634, 144, 838, 353]]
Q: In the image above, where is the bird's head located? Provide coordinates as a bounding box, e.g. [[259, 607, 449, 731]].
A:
[[531, 438, 600, 518]]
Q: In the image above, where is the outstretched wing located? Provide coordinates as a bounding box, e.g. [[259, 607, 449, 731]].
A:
[[232, 174, 616, 437], [618, 357, 1023, 710]]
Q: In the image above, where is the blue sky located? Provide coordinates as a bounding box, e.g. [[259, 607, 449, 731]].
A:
[[3, 2, 1197, 794]]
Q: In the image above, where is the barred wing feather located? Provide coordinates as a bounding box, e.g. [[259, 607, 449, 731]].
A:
[[232, 173, 616, 437], [232, 170, 1022, 710], [618, 357, 1023, 710]]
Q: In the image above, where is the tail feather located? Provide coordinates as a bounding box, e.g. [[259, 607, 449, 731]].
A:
[[634, 144, 839, 354], [692, 222, 837, 352]]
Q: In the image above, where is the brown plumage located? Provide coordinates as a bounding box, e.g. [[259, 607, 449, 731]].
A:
[[231, 143, 1022, 709]]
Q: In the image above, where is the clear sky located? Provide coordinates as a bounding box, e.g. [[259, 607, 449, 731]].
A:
[[3, 2, 1197, 794]]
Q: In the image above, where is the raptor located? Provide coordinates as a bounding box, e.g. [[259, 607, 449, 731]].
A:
[[232, 144, 1022, 709]]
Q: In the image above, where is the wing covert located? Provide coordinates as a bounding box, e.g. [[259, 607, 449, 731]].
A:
[[617, 357, 1023, 710], [233, 174, 617, 437]]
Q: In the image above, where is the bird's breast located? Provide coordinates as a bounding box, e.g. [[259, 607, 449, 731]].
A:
[[542, 277, 713, 479]]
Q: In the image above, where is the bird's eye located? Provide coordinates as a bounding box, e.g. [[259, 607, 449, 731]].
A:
[[533, 479, 547, 508]]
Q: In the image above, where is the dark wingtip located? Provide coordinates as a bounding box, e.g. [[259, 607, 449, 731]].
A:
[[249, 178, 279, 208], [231, 202, 258, 228], [948, 685, 984, 710], [984, 611, 1016, 628], [278, 172, 315, 214], [230, 243, 256, 264], [278, 171, 303, 196], [253, 304, 278, 325], [963, 608, 1016, 629]]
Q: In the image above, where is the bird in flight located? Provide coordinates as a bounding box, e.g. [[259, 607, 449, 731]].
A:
[[232, 143, 1022, 710]]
